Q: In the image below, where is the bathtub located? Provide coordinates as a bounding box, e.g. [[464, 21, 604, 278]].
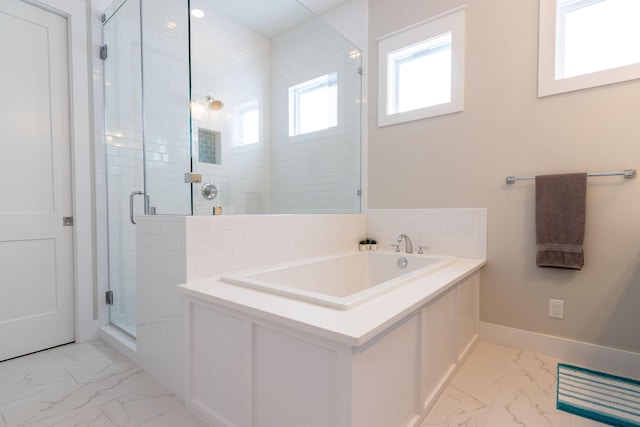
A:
[[219, 251, 456, 310]]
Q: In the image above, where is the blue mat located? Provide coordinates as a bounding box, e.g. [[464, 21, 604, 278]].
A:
[[557, 363, 640, 426]]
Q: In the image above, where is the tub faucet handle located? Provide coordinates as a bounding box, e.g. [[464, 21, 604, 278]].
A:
[[390, 244, 400, 252], [418, 245, 428, 254]]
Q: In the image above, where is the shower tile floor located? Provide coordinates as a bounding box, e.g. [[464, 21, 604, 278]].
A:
[[0, 339, 609, 427]]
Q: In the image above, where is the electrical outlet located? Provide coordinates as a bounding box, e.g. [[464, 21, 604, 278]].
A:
[[549, 299, 564, 319]]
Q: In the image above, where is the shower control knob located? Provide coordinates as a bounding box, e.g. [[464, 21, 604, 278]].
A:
[[201, 182, 218, 200]]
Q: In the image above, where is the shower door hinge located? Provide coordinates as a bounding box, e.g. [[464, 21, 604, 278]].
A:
[[63, 216, 73, 226], [100, 44, 108, 60], [184, 172, 202, 183], [105, 290, 114, 305]]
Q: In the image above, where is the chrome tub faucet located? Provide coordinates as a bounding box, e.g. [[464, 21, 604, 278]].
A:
[[396, 234, 413, 254]]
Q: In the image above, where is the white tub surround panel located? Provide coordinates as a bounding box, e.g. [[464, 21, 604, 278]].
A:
[[366, 209, 487, 258], [181, 262, 484, 427], [135, 209, 483, 400], [136, 214, 366, 398], [180, 258, 484, 346]]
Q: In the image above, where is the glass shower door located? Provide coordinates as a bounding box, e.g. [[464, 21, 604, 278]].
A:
[[102, 0, 192, 338], [103, 0, 144, 337], [140, 0, 192, 216]]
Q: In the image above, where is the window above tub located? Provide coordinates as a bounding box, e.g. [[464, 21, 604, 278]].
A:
[[377, 6, 466, 127], [538, 0, 640, 96]]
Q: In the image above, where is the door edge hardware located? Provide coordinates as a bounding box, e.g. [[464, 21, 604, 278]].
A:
[[184, 172, 202, 183]]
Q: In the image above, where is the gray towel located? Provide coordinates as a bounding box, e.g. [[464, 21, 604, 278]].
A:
[[535, 173, 587, 270]]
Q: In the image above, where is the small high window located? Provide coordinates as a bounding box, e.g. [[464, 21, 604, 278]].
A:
[[388, 33, 452, 114], [378, 6, 465, 127], [539, 0, 640, 96], [234, 101, 259, 146], [288, 73, 337, 137]]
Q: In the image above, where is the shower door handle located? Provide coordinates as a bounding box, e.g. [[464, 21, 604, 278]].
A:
[[129, 191, 144, 225]]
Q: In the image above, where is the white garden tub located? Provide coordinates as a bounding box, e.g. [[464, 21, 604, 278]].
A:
[[220, 251, 456, 310]]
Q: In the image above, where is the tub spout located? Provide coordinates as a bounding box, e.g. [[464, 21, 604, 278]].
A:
[[396, 234, 413, 254]]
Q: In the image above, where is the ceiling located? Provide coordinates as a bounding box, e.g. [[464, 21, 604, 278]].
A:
[[193, 0, 348, 38]]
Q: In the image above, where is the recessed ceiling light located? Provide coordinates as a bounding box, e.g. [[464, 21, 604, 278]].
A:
[[190, 8, 205, 18], [167, 22, 177, 29]]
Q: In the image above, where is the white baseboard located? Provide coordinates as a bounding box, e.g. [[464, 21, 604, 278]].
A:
[[480, 322, 640, 380]]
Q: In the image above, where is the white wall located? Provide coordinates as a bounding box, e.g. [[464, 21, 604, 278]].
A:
[[368, 0, 640, 353]]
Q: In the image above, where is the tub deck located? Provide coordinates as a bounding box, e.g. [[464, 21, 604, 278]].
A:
[[179, 253, 485, 346]]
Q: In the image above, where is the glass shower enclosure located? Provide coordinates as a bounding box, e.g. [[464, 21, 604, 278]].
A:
[[101, 0, 362, 338], [102, 0, 191, 336]]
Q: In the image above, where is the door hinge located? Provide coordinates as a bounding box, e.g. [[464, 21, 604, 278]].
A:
[[100, 44, 108, 60], [184, 172, 202, 183], [63, 216, 73, 226], [105, 290, 114, 305]]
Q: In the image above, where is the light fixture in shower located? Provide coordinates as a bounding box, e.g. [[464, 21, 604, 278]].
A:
[[205, 95, 224, 111], [190, 8, 205, 18]]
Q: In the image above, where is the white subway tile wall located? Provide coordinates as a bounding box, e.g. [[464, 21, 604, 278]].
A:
[[366, 209, 488, 258], [191, 10, 362, 215], [270, 17, 362, 214], [134, 209, 486, 397], [190, 8, 272, 215], [185, 214, 367, 280], [136, 216, 188, 398]]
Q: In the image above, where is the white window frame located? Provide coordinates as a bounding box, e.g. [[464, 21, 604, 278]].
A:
[[538, 0, 640, 97], [377, 6, 466, 127], [288, 73, 338, 137]]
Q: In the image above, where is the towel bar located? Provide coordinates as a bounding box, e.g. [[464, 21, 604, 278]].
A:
[[505, 169, 636, 185]]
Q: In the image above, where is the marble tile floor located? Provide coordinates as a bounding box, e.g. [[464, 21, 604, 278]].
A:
[[0, 339, 613, 427], [421, 341, 611, 427], [0, 340, 207, 427]]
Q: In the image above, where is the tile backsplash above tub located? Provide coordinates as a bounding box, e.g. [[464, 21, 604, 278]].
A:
[[185, 214, 368, 281], [366, 209, 487, 259]]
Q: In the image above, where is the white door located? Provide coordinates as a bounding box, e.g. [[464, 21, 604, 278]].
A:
[[0, 0, 75, 361]]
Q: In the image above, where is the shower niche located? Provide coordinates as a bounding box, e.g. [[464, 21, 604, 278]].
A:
[[197, 128, 222, 165]]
